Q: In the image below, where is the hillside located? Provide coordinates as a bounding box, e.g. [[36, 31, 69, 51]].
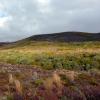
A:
[[0, 32, 100, 48], [0, 42, 9, 46], [23, 32, 100, 42], [0, 32, 100, 100]]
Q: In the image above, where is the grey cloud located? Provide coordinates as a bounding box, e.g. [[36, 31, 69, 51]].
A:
[[0, 0, 100, 42]]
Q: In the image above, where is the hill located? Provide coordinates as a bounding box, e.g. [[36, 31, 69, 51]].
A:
[[23, 31, 100, 42], [0, 42, 9, 46], [0, 31, 99, 49]]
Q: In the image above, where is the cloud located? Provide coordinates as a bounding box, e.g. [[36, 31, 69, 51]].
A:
[[37, 0, 51, 13], [0, 17, 8, 27], [0, 0, 100, 41]]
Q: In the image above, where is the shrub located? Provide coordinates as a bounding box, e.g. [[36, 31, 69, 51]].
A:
[[34, 79, 43, 87]]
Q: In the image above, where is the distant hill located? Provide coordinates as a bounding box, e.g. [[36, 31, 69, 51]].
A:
[[0, 42, 10, 46], [3, 31, 98, 49], [0, 32, 100, 47], [23, 32, 100, 42]]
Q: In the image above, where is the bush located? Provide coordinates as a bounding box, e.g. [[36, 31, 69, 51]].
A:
[[33, 53, 100, 70]]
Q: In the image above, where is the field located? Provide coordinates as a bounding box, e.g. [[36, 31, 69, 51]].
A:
[[0, 41, 100, 100], [0, 41, 100, 70]]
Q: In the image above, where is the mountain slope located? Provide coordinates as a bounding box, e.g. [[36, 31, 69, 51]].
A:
[[23, 32, 100, 42], [0, 32, 100, 49]]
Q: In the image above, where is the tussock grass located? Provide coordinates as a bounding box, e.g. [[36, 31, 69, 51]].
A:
[[9, 74, 14, 84], [44, 72, 62, 90], [14, 79, 22, 94]]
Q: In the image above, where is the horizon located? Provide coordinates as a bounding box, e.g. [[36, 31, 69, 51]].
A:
[[0, 31, 99, 43], [0, 0, 100, 42]]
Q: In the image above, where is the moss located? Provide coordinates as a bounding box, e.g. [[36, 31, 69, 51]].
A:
[[34, 79, 44, 87], [7, 95, 13, 100], [60, 74, 74, 86], [89, 78, 98, 86]]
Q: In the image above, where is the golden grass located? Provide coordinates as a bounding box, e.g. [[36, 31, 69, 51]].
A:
[[8, 73, 23, 94], [44, 78, 54, 90], [9, 74, 14, 84], [52, 72, 62, 87], [14, 79, 22, 94], [44, 72, 62, 90]]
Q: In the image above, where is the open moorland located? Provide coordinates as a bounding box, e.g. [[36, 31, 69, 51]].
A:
[[0, 32, 100, 100]]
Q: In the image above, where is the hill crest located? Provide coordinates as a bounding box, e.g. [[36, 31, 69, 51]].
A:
[[23, 31, 100, 42]]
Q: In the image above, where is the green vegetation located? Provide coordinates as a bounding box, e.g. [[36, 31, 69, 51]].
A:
[[0, 41, 100, 70]]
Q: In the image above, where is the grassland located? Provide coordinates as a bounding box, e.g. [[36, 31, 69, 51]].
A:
[[0, 41, 100, 70], [0, 41, 100, 100]]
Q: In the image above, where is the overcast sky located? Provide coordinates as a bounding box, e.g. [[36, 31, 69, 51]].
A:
[[0, 0, 100, 42]]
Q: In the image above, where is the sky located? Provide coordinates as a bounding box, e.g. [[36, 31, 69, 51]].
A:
[[0, 0, 100, 42]]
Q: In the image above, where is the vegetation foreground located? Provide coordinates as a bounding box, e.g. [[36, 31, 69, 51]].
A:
[[0, 41, 100, 100]]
